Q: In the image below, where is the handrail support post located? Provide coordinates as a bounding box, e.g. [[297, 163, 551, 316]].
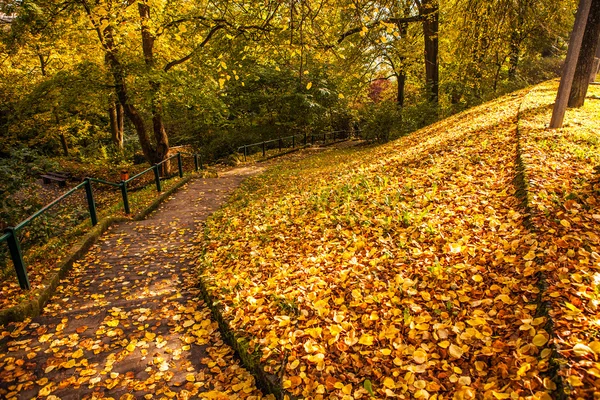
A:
[[194, 154, 199, 172], [120, 182, 131, 214], [5, 228, 30, 290], [153, 164, 162, 192], [177, 152, 184, 178]]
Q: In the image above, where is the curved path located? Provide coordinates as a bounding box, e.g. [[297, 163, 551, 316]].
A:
[[0, 164, 271, 399]]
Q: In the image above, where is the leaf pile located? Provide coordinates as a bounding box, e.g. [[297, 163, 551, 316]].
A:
[[201, 90, 561, 398], [518, 81, 600, 397]]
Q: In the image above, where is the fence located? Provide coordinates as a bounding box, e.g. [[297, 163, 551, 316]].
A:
[[1, 152, 204, 291], [237, 130, 350, 162]]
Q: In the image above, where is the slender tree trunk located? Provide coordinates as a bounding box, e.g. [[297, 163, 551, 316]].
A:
[[508, 32, 520, 79], [421, 0, 439, 103], [54, 110, 69, 157], [139, 2, 169, 171], [397, 71, 406, 107], [116, 102, 124, 141], [109, 102, 124, 151], [550, 0, 592, 128], [569, 0, 600, 107]]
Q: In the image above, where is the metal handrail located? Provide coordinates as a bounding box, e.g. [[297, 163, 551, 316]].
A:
[[2, 151, 205, 291], [15, 181, 88, 231], [88, 177, 120, 187], [237, 130, 349, 161], [0, 233, 9, 243]]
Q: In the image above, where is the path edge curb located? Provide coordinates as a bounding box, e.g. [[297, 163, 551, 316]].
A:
[[0, 175, 194, 326], [196, 277, 299, 400]]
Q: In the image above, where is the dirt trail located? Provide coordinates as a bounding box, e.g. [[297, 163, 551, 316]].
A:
[[0, 143, 356, 399]]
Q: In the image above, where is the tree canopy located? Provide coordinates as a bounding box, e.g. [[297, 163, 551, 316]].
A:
[[0, 0, 577, 164]]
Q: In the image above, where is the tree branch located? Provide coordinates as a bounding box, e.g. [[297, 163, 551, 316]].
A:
[[337, 9, 438, 45], [163, 24, 225, 72]]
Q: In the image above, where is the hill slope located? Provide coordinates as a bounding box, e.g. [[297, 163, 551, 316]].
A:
[[199, 81, 600, 399]]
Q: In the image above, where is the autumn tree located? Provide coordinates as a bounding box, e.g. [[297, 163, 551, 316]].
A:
[[568, 0, 600, 107]]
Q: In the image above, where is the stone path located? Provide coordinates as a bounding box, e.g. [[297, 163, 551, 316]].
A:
[[0, 165, 270, 400]]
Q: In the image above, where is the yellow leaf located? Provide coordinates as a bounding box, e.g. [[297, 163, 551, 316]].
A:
[[381, 348, 392, 356], [560, 219, 571, 228], [438, 340, 450, 349], [126, 341, 137, 352], [72, 349, 84, 359], [36, 377, 48, 386], [448, 344, 464, 358], [413, 349, 427, 364], [183, 320, 195, 328], [338, 93, 345, 99], [589, 341, 600, 354], [106, 319, 119, 327], [573, 343, 594, 357], [306, 82, 313, 90], [186, 373, 195, 382], [495, 294, 513, 304], [567, 375, 583, 387], [145, 331, 156, 341], [383, 377, 395, 389], [38, 383, 54, 397], [492, 392, 510, 399], [472, 274, 483, 282], [532, 334, 548, 347], [358, 334, 374, 346]]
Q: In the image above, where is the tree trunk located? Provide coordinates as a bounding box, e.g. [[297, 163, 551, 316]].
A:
[[53, 109, 69, 157], [550, 0, 592, 128], [139, 2, 169, 171], [508, 31, 520, 80], [109, 102, 124, 151], [397, 71, 406, 107], [117, 102, 124, 142], [421, 0, 439, 103], [569, 0, 600, 107]]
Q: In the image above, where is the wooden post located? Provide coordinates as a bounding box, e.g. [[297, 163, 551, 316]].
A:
[[550, 0, 592, 128]]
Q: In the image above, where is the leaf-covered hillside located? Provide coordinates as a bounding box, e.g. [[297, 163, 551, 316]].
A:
[[199, 81, 600, 399]]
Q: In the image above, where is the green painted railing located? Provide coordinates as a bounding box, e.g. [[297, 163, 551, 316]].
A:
[[1, 152, 204, 291], [237, 131, 349, 162]]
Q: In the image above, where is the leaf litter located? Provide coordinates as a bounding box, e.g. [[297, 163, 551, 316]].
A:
[[200, 85, 599, 399]]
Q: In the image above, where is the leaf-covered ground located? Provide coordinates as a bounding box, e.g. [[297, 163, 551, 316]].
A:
[[519, 82, 600, 397], [0, 168, 271, 399], [200, 83, 600, 399]]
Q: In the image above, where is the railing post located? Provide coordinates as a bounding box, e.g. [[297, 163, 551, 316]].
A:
[[279, 137, 282, 152], [262, 142, 266, 157], [292, 136, 295, 148], [311, 134, 314, 145], [194, 154, 199, 172], [120, 181, 131, 214], [84, 178, 98, 227], [244, 146, 247, 162], [199, 154, 204, 170], [153, 164, 162, 192], [177, 153, 184, 178], [304, 132, 307, 145], [5, 228, 29, 290]]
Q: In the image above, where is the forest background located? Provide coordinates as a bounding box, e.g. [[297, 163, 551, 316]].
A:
[[0, 0, 578, 228]]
